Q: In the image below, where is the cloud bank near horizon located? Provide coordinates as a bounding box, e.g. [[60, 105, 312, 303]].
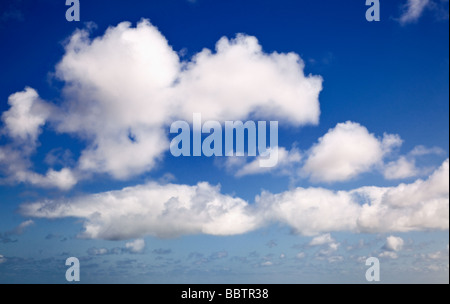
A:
[[20, 158, 449, 240]]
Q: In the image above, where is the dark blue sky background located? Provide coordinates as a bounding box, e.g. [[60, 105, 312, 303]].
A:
[[0, 0, 448, 283]]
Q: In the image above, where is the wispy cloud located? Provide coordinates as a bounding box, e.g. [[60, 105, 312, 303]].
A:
[[0, 220, 34, 243], [399, 0, 431, 25]]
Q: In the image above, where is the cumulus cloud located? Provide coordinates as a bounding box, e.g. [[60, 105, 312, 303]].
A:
[[355, 159, 449, 233], [20, 182, 261, 240], [383, 145, 445, 180], [223, 123, 442, 183], [309, 233, 335, 246], [399, 0, 431, 24], [0, 88, 77, 190], [383, 157, 419, 180], [1, 88, 50, 143], [384, 236, 405, 252], [301, 122, 402, 183], [125, 239, 145, 253], [308, 234, 340, 257], [258, 159, 449, 235], [38, 19, 320, 181], [20, 159, 449, 240], [1, 20, 322, 186]]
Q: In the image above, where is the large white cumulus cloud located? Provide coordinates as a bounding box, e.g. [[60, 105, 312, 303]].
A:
[[20, 159, 449, 240], [50, 19, 322, 180], [20, 182, 261, 239]]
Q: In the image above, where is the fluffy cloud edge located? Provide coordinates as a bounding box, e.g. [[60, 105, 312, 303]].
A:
[[1, 19, 323, 187], [19, 159, 449, 240]]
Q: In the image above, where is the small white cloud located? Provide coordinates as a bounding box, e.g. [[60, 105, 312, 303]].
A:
[[125, 239, 146, 254], [302, 122, 401, 183], [0, 255, 6, 264], [379, 251, 399, 259], [410, 145, 445, 156], [261, 261, 273, 267], [384, 236, 405, 252], [1, 87, 50, 143], [309, 233, 334, 246], [296, 252, 306, 259], [17, 168, 77, 191], [0, 88, 77, 190], [399, 0, 431, 25], [234, 147, 302, 177], [383, 157, 419, 180]]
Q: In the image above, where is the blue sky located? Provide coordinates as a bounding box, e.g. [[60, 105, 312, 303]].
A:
[[0, 0, 448, 283]]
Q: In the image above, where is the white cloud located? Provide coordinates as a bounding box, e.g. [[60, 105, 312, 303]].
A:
[[399, 0, 431, 25], [125, 239, 145, 253], [410, 145, 445, 156], [16, 168, 77, 190], [19, 159, 449, 240], [309, 233, 334, 246], [379, 251, 399, 259], [355, 159, 449, 233], [230, 147, 301, 177], [383, 157, 419, 180], [384, 236, 405, 252], [309, 234, 340, 257], [296, 252, 306, 259], [301, 122, 401, 183], [0, 255, 6, 264], [1, 87, 50, 143], [20, 182, 260, 240], [383, 144, 446, 180], [50, 20, 322, 180], [258, 159, 449, 235], [173, 34, 322, 125], [258, 187, 360, 236], [1, 20, 322, 186]]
